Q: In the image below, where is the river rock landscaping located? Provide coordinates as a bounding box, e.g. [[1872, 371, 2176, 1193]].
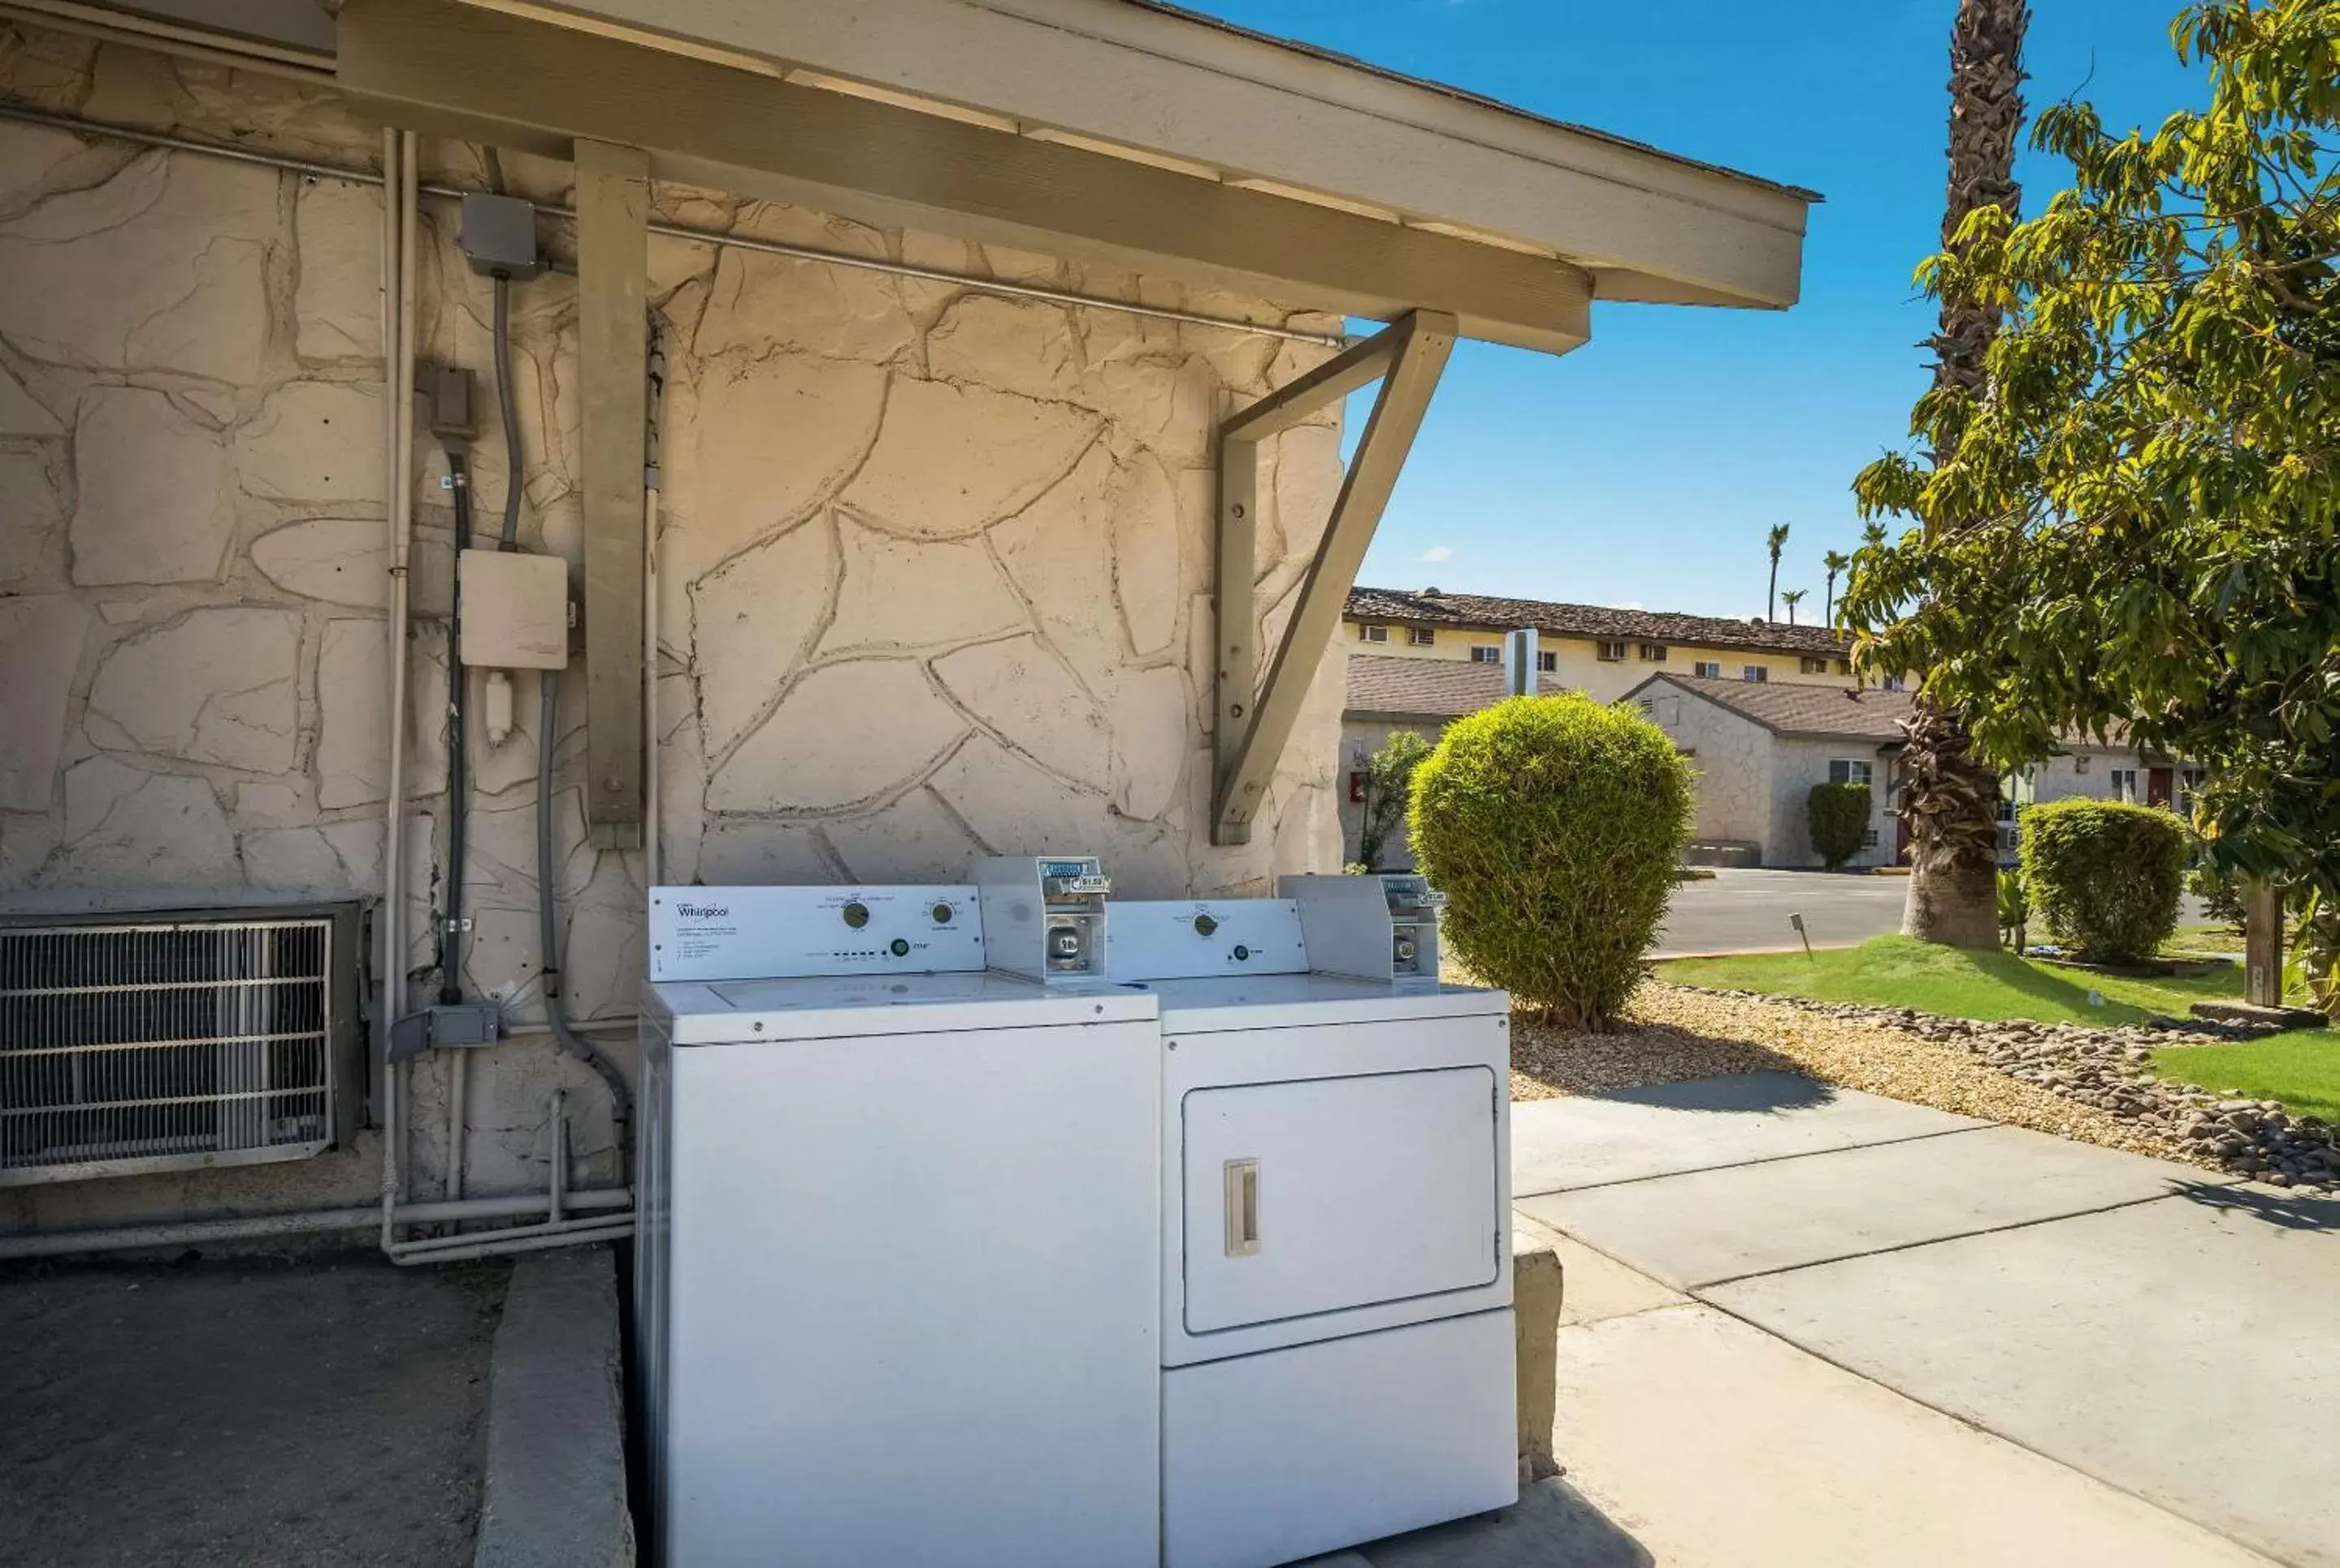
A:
[[1508, 977, 2334, 1196], [1671, 985, 2336, 1193]]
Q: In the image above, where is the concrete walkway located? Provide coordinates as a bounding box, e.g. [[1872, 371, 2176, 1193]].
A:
[[1476, 1072, 2338, 1568], [1321, 1071, 2338, 1566]]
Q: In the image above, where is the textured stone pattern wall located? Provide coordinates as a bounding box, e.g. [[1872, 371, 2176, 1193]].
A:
[[1639, 688, 1771, 854], [0, 26, 1345, 1229]]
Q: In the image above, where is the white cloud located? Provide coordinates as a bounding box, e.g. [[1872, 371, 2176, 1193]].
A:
[[1611, 600, 1645, 611], [1416, 545, 1455, 563]]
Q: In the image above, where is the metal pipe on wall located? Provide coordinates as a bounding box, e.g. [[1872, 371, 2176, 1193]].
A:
[[0, 1188, 632, 1262], [376, 125, 415, 1258]]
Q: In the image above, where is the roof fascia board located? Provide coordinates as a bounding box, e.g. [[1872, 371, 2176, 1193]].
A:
[[338, 0, 1592, 353], [453, 0, 1813, 308]]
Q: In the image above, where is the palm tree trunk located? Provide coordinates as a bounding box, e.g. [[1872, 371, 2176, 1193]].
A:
[[1901, 0, 2028, 949]]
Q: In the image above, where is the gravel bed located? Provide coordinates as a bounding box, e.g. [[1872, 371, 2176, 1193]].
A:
[[1587, 981, 2337, 1194], [1514, 982, 2194, 1164]]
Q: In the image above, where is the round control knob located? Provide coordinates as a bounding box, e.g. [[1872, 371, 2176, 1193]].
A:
[[1193, 914, 1219, 938], [931, 903, 954, 924], [889, 938, 911, 957], [842, 902, 869, 929], [1395, 938, 1417, 962], [1232, 945, 1251, 962], [1050, 929, 1083, 958]]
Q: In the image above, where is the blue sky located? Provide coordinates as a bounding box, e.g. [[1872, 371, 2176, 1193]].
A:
[[1177, 1, 2204, 618]]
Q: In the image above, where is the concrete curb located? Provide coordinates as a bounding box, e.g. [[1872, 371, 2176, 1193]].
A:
[[1513, 1238, 1563, 1483], [473, 1245, 635, 1568]]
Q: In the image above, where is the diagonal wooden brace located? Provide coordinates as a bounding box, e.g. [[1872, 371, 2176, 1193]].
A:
[[1213, 310, 1455, 846]]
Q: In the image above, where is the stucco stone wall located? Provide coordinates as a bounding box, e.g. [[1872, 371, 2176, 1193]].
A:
[[0, 24, 1345, 1232], [1638, 686, 1773, 853]]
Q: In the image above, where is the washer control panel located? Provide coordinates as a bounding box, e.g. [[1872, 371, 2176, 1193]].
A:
[[973, 855, 1112, 983], [648, 885, 984, 982], [1279, 873, 1446, 981]]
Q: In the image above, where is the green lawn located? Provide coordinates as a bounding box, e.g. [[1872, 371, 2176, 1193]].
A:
[[1659, 934, 2245, 1027], [2148, 1035, 2340, 1123], [2163, 922, 2246, 956]]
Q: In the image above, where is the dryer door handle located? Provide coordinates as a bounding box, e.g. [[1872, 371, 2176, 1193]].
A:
[[1224, 1158, 1259, 1257]]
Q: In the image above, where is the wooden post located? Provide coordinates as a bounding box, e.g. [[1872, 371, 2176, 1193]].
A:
[[574, 139, 649, 849], [2244, 877, 2283, 1007]]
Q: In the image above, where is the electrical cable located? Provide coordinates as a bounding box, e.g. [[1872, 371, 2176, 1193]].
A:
[[537, 669, 635, 1174], [492, 275, 524, 551], [440, 444, 473, 1004]]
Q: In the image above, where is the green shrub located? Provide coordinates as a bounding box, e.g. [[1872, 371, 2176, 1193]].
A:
[[1354, 729, 1432, 871], [1409, 693, 1693, 1029], [1806, 782, 1872, 870], [2017, 799, 2186, 964]]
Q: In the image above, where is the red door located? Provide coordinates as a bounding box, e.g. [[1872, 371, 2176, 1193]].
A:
[[2147, 768, 2173, 807]]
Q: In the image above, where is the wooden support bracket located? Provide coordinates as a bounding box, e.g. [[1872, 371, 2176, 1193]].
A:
[[575, 138, 649, 849], [1212, 310, 1455, 846]]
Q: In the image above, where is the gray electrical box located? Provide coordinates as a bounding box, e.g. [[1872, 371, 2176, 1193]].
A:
[[458, 192, 542, 280]]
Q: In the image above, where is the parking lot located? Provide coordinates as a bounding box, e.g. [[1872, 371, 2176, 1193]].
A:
[[1657, 870, 1913, 958]]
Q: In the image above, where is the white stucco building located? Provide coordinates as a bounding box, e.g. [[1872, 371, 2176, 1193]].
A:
[[1627, 675, 2188, 869], [0, 0, 1814, 1248]]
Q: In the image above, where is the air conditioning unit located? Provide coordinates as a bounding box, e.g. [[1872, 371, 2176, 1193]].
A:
[[1, 902, 366, 1186]]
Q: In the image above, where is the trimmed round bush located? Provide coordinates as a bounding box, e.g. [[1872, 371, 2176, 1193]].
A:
[[2017, 799, 2186, 964], [1806, 782, 1872, 871], [1409, 693, 1693, 1030]]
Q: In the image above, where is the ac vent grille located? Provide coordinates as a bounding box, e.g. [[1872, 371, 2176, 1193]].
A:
[[1, 915, 350, 1185]]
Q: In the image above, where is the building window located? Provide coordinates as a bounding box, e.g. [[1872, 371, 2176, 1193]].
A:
[[1536, 651, 1558, 673], [1881, 674, 1907, 691], [1595, 640, 1627, 662], [1836, 658, 1852, 675], [1469, 646, 1501, 664], [1407, 626, 1436, 646], [1693, 661, 1722, 678], [1640, 643, 1668, 661], [1828, 759, 1874, 787], [2074, 752, 2091, 775], [2110, 768, 2141, 803], [1359, 624, 1388, 643], [1800, 656, 1828, 675], [1743, 665, 1768, 683]]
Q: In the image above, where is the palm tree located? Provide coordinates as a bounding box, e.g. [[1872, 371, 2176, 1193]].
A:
[[1765, 523, 1791, 619], [1822, 550, 1852, 624], [1900, 0, 2030, 948], [1780, 588, 1807, 626]]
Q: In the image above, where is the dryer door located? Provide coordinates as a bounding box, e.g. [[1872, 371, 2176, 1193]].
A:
[[1181, 1066, 1500, 1333]]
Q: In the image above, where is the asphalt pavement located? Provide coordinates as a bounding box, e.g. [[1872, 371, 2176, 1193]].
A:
[[1656, 868, 1912, 958]]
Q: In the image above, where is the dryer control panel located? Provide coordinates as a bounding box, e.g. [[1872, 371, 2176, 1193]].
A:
[[1102, 899, 1311, 981], [648, 885, 984, 982], [1280, 873, 1446, 981]]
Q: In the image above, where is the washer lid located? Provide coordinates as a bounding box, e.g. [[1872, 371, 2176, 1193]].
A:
[[1128, 973, 1507, 1033], [651, 972, 1156, 1043]]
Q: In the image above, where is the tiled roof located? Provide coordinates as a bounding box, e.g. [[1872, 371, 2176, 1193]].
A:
[[1630, 674, 1912, 740], [1346, 587, 1849, 658], [1346, 654, 1571, 720]]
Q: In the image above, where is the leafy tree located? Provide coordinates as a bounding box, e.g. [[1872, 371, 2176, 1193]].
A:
[[1354, 729, 1432, 871], [1847, 0, 2340, 916], [1822, 549, 1852, 624], [1764, 522, 1791, 619], [1780, 588, 1807, 625], [1854, 0, 2032, 950]]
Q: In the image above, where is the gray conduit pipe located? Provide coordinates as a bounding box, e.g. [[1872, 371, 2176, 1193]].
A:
[[539, 669, 636, 1173], [0, 1189, 633, 1263]]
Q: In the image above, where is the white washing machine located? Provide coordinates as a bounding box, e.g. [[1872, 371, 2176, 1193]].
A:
[[637, 870, 1161, 1568], [1103, 877, 1519, 1568]]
